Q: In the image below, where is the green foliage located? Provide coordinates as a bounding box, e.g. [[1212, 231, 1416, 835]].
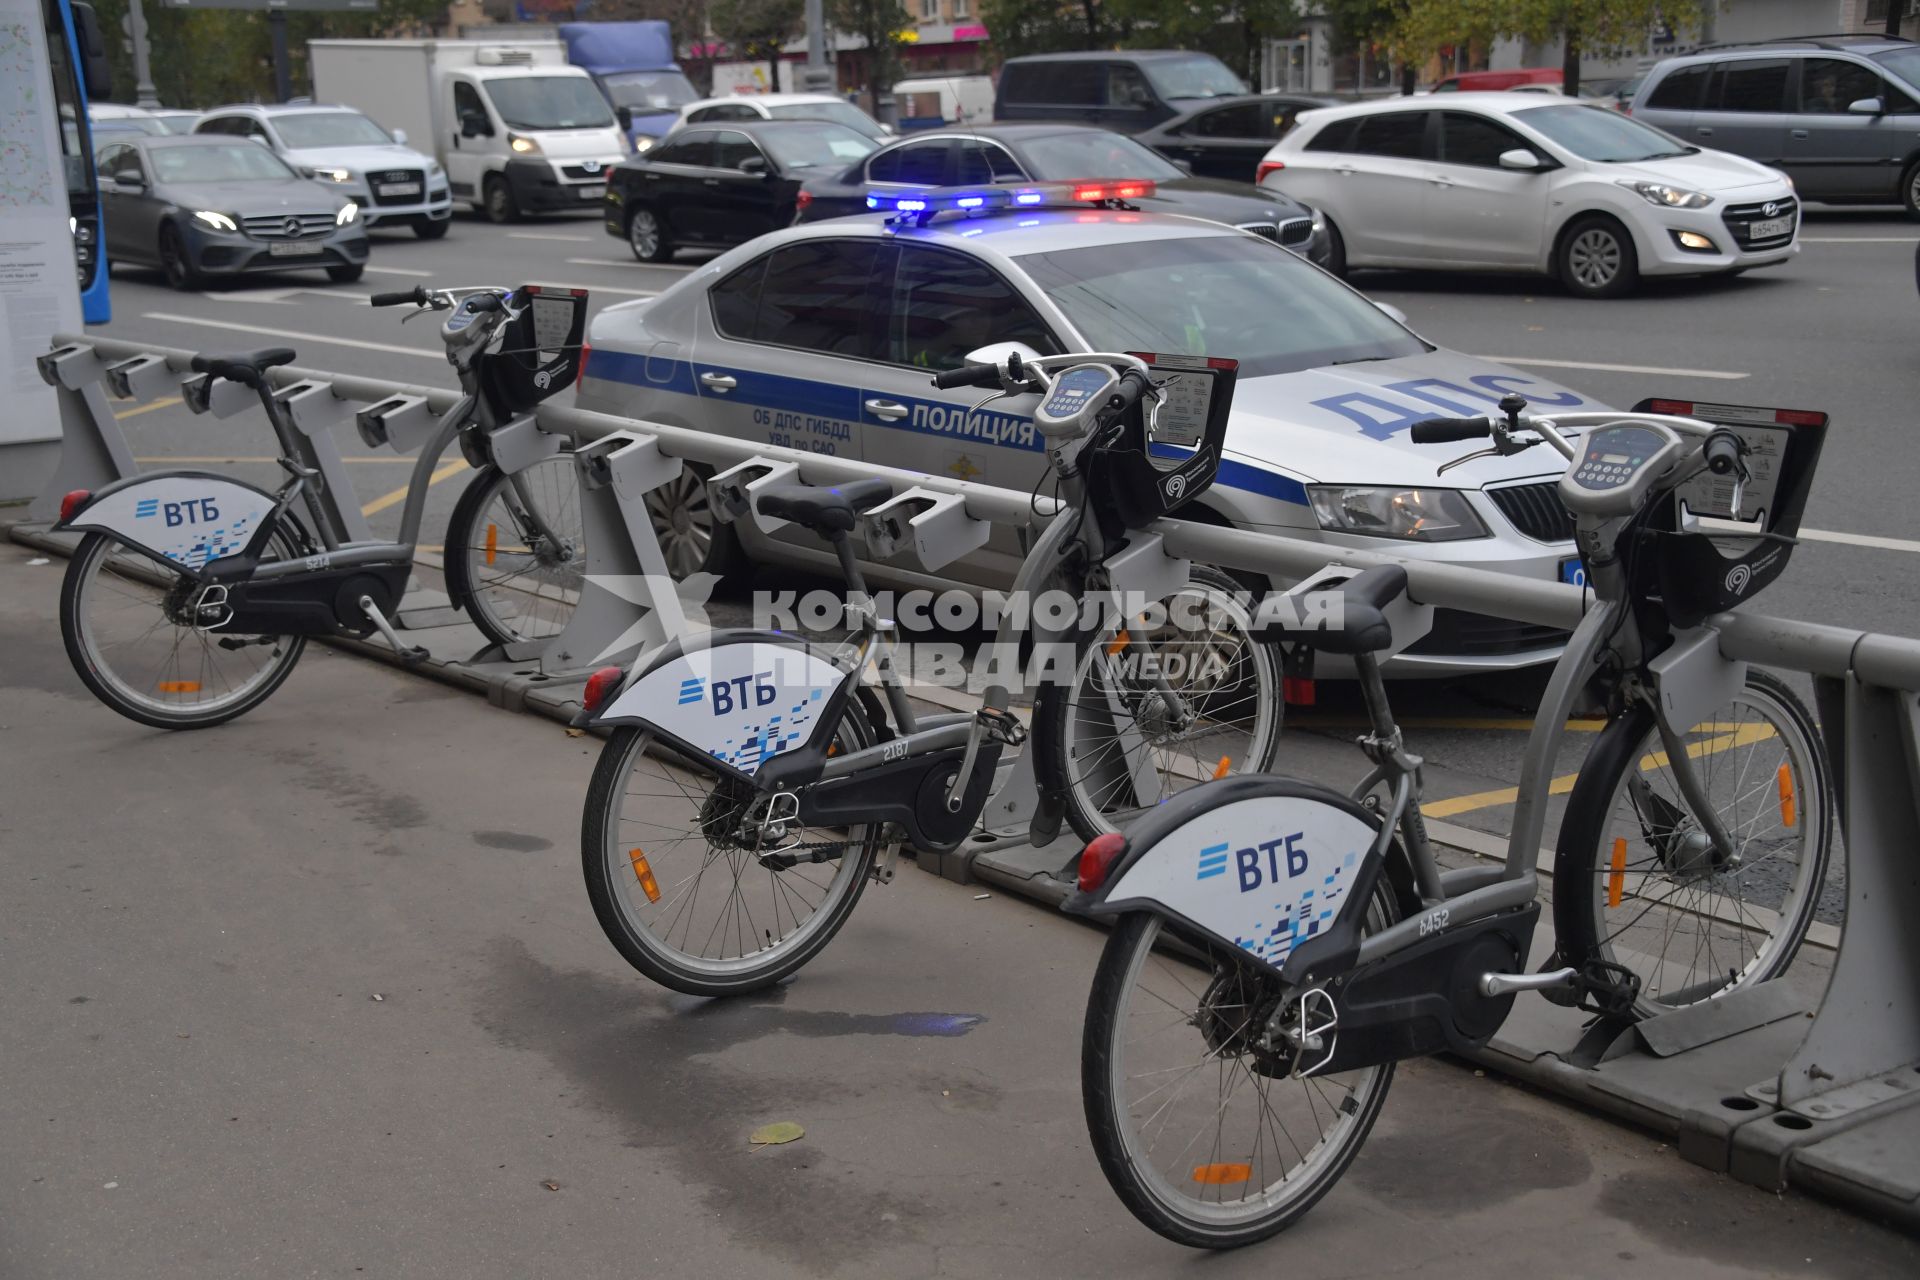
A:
[[87, 0, 452, 108], [1355, 0, 1709, 72], [980, 0, 1305, 78], [708, 0, 803, 74], [833, 0, 911, 93], [976, 0, 1100, 61]]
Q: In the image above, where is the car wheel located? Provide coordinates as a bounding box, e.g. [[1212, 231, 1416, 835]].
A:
[[158, 223, 203, 291], [1901, 158, 1920, 222], [483, 175, 520, 224], [1323, 217, 1349, 278], [626, 205, 673, 263], [326, 263, 365, 283], [1557, 215, 1638, 299], [413, 217, 450, 240]]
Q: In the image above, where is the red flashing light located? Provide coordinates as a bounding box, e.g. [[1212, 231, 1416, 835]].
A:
[[1255, 160, 1285, 184], [1077, 832, 1129, 894], [1070, 180, 1156, 204], [581, 665, 625, 715], [58, 490, 91, 523]]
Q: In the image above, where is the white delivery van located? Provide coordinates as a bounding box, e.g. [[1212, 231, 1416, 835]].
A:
[[310, 38, 630, 222], [891, 75, 994, 132]]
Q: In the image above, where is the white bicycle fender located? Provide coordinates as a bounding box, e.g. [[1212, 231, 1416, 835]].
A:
[[596, 633, 853, 777], [60, 472, 278, 574]]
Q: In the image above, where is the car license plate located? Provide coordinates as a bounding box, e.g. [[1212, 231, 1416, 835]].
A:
[[578, 183, 606, 200], [268, 241, 323, 256], [1559, 557, 1587, 588], [1749, 215, 1792, 240], [376, 182, 421, 197]]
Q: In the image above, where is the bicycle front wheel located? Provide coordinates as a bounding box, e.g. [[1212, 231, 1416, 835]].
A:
[[444, 457, 585, 648], [1083, 903, 1395, 1249], [581, 716, 883, 997], [60, 527, 309, 730], [1037, 565, 1284, 842], [1553, 668, 1833, 1017]]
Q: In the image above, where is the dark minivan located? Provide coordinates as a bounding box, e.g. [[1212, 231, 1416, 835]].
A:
[[994, 50, 1248, 132]]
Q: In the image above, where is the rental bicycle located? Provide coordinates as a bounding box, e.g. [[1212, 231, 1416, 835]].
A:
[[53, 282, 589, 729], [1066, 394, 1834, 1247], [574, 349, 1287, 996]]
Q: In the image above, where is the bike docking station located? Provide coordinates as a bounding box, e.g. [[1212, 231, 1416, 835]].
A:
[[12, 332, 1920, 1231]]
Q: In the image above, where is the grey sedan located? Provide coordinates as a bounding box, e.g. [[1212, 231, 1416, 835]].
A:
[[95, 135, 370, 290]]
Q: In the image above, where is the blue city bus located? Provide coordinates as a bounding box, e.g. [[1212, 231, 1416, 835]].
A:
[[44, 0, 112, 322]]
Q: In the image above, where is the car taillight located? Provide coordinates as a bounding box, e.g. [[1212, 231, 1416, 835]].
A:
[[58, 489, 91, 523], [795, 189, 813, 213], [1255, 160, 1285, 184], [581, 665, 625, 715], [1076, 832, 1129, 894]]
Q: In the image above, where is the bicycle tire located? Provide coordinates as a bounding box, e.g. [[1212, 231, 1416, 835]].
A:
[[1034, 565, 1285, 843], [444, 458, 586, 649], [581, 716, 883, 997], [1082, 898, 1396, 1249], [1552, 668, 1833, 1017], [60, 524, 310, 731]]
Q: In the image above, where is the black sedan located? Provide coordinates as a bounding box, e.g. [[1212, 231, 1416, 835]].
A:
[[605, 119, 880, 262], [95, 135, 368, 291], [796, 125, 1328, 266], [1134, 93, 1336, 184]]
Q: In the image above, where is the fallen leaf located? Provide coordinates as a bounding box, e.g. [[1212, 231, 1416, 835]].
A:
[[750, 1121, 805, 1147], [27, 557, 50, 566], [564, 727, 585, 738], [371, 994, 385, 1002], [541, 1180, 561, 1191]]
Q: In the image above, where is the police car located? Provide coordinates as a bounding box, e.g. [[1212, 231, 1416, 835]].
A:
[[576, 181, 1603, 675]]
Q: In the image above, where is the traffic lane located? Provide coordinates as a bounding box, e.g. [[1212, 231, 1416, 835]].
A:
[[5, 544, 1913, 1280]]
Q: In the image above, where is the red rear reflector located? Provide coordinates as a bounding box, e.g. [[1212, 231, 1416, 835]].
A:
[[1255, 160, 1285, 183], [578, 340, 592, 383], [1283, 676, 1316, 707], [1775, 408, 1823, 425], [1646, 399, 1693, 416], [582, 665, 625, 715], [58, 489, 91, 523], [1077, 832, 1129, 894]]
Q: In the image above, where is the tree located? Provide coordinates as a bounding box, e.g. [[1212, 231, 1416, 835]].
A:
[[833, 0, 910, 105], [978, 0, 1105, 60], [1113, 0, 1302, 84], [1378, 0, 1708, 97], [709, 0, 804, 86]]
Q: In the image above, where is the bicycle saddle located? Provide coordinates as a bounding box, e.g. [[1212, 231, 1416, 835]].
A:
[[1252, 563, 1408, 655], [754, 478, 893, 535], [190, 348, 297, 388]]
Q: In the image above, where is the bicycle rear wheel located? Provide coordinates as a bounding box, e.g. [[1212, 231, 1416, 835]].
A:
[[1082, 901, 1395, 1249], [1552, 668, 1833, 1017], [59, 526, 309, 730], [444, 457, 585, 648], [581, 714, 883, 997]]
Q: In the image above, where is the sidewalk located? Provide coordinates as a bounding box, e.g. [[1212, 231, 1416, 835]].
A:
[[2, 538, 1914, 1279]]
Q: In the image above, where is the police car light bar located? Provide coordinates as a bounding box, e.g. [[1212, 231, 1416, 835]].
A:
[[865, 181, 1158, 218]]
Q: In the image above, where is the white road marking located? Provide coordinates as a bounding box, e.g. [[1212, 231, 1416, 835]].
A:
[[1471, 354, 1747, 380], [363, 264, 436, 278], [1799, 527, 1920, 555], [1800, 236, 1920, 243], [141, 312, 442, 360], [509, 231, 594, 242], [565, 256, 695, 272], [541, 281, 659, 299]]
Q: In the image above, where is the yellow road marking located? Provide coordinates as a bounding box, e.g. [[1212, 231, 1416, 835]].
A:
[[1298, 716, 1609, 733], [136, 455, 413, 464], [360, 459, 469, 517], [115, 397, 184, 420]]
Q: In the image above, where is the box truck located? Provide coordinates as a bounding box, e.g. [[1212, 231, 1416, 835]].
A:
[[309, 39, 630, 222], [555, 21, 699, 153]]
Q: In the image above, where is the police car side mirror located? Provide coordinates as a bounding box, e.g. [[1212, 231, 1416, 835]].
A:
[[963, 341, 1045, 373], [1373, 301, 1409, 326]]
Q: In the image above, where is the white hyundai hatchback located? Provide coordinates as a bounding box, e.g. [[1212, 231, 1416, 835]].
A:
[[1257, 93, 1799, 297]]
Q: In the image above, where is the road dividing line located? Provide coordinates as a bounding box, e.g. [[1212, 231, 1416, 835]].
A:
[[565, 256, 694, 272], [1800, 236, 1920, 243], [1472, 354, 1748, 380], [142, 313, 442, 360], [510, 231, 594, 242], [114, 396, 183, 420], [363, 264, 436, 278], [1800, 527, 1920, 555], [361, 459, 469, 516]]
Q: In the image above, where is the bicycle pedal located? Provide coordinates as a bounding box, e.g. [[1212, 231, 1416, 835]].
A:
[[399, 645, 430, 665], [977, 706, 1026, 746], [1551, 958, 1641, 1017]]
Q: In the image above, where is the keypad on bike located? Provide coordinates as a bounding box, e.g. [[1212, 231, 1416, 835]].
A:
[[1571, 425, 1668, 491]]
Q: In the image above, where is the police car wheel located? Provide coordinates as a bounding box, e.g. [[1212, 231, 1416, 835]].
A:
[[627, 206, 673, 263], [642, 463, 742, 581]]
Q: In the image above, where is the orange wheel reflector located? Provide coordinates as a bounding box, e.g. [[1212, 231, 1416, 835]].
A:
[[1191, 1163, 1252, 1185], [156, 680, 202, 693], [1105, 629, 1130, 657], [1777, 764, 1796, 828], [484, 522, 498, 566], [1607, 837, 1627, 909], [1212, 755, 1232, 780], [628, 849, 661, 903]]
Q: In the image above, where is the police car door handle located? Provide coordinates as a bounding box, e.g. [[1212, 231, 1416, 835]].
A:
[[700, 372, 737, 392], [1790, 129, 1809, 139], [864, 398, 909, 421]]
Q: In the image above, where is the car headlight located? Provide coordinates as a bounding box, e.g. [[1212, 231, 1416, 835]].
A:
[[509, 133, 540, 155], [315, 167, 354, 183], [631, 135, 654, 154], [1307, 486, 1489, 542], [336, 202, 359, 225], [192, 210, 237, 232], [426, 160, 443, 177], [1615, 179, 1712, 209]]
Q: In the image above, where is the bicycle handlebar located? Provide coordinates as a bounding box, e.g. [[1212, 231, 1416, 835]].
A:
[[1411, 417, 1492, 444], [371, 287, 429, 308], [932, 362, 1000, 390], [1703, 430, 1744, 476]]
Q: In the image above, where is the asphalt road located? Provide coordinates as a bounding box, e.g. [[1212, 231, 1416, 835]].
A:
[[78, 205, 1920, 843], [4, 542, 1916, 1279]]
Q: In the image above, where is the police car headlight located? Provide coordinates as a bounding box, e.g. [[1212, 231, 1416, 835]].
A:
[[1308, 486, 1488, 542], [1615, 179, 1712, 210]]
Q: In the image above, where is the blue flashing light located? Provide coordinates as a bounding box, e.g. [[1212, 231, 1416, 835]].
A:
[[956, 196, 984, 209], [897, 198, 928, 212], [1014, 191, 1044, 205], [866, 195, 883, 209]]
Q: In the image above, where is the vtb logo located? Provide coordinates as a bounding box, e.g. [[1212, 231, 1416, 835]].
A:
[[1195, 832, 1309, 891], [709, 671, 777, 716], [135, 497, 220, 527]]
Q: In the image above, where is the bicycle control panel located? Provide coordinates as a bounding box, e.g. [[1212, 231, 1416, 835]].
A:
[[1034, 364, 1120, 441], [1560, 422, 1684, 516]]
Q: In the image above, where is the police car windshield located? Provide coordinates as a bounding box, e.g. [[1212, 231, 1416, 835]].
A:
[[1018, 132, 1182, 182], [1018, 234, 1427, 379]]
